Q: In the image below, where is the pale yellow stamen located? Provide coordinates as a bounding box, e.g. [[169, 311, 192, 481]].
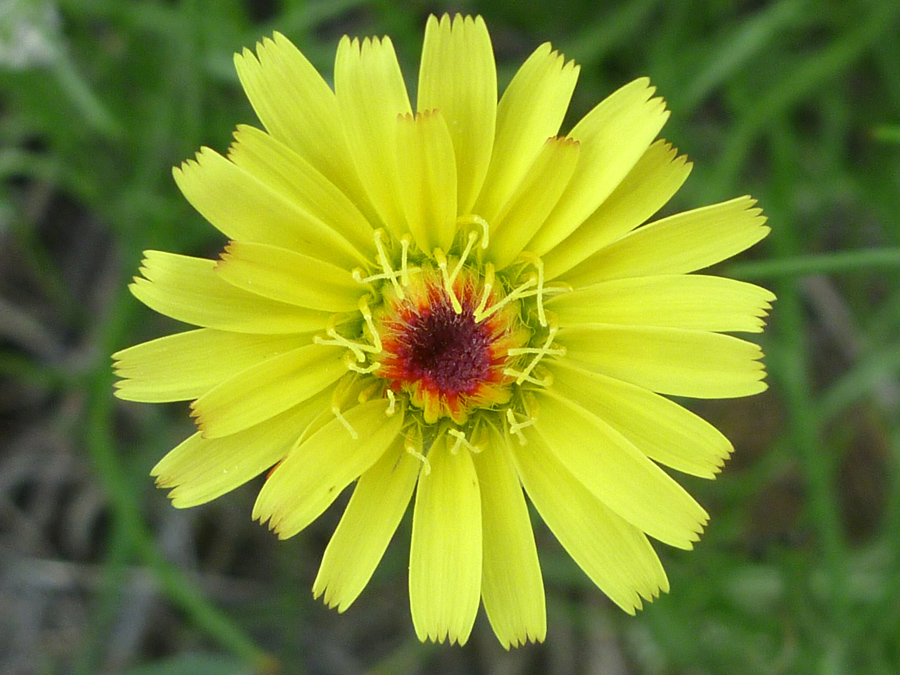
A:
[[353, 268, 398, 286], [474, 262, 495, 318], [506, 322, 565, 385], [315, 315, 379, 362], [347, 361, 380, 374], [332, 406, 358, 439], [475, 275, 537, 323], [447, 428, 482, 455], [329, 376, 359, 439], [518, 253, 548, 327], [353, 236, 421, 289], [358, 296, 382, 353], [452, 231, 479, 282], [350, 267, 375, 288], [515, 284, 571, 306], [504, 366, 554, 387], [434, 229, 482, 315], [433, 248, 463, 314], [506, 408, 534, 446], [374, 229, 404, 298], [345, 354, 380, 374], [404, 428, 431, 475], [456, 214, 490, 249], [386, 389, 397, 416]]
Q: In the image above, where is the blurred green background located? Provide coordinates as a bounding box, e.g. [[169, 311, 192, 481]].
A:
[[2, 0, 900, 673]]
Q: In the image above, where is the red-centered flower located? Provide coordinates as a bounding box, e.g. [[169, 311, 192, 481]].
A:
[[113, 14, 774, 648]]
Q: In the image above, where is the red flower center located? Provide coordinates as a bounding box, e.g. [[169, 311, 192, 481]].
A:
[[392, 298, 492, 394], [375, 269, 525, 424]]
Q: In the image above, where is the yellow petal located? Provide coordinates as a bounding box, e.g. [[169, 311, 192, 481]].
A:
[[543, 140, 690, 279], [190, 343, 346, 438], [233, 33, 373, 218], [488, 136, 580, 271], [528, 79, 669, 256], [335, 35, 412, 239], [395, 110, 458, 254], [215, 241, 362, 312], [152, 390, 330, 508], [548, 361, 732, 478], [473, 43, 579, 223], [418, 14, 496, 214], [511, 429, 669, 613], [130, 251, 330, 334], [558, 324, 768, 398], [173, 147, 367, 269], [548, 274, 775, 333], [227, 125, 375, 256], [313, 438, 420, 611], [562, 196, 769, 286], [113, 329, 304, 402], [410, 435, 482, 645], [473, 423, 545, 649], [532, 390, 708, 549], [253, 399, 404, 539]]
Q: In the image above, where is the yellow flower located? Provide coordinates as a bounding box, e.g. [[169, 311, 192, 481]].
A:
[[113, 14, 774, 648]]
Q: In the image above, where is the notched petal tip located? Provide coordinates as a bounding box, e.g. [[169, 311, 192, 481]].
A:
[[251, 493, 282, 533], [110, 385, 131, 402], [233, 46, 256, 69], [552, 135, 580, 149], [311, 576, 347, 612], [655, 102, 672, 125], [500, 624, 547, 650], [316, 585, 353, 614], [274, 526, 296, 541], [342, 33, 394, 56], [149, 457, 168, 479], [709, 460, 727, 477], [653, 138, 692, 173], [213, 241, 238, 269], [257, 33, 283, 57], [701, 444, 734, 479], [186, 400, 208, 431], [109, 343, 128, 362], [172, 149, 212, 185], [632, 74, 653, 90], [337, 34, 355, 53], [416, 627, 471, 647]]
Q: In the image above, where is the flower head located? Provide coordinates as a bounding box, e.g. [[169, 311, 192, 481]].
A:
[[113, 14, 774, 648]]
